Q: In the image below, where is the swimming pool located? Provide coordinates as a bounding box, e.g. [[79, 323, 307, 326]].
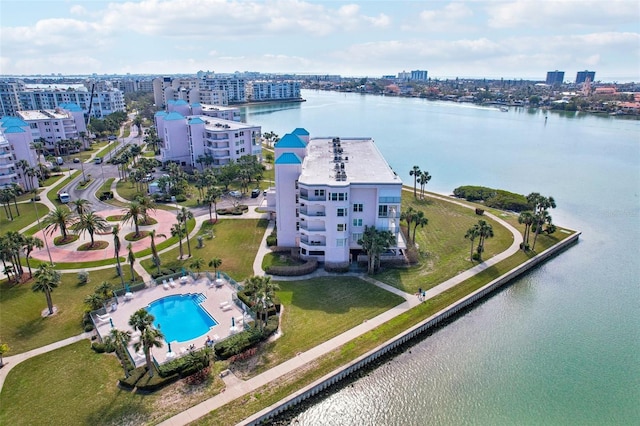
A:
[[146, 293, 218, 343]]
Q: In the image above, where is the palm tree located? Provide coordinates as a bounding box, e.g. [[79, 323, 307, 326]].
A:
[[409, 165, 421, 198], [148, 229, 166, 275], [418, 170, 432, 198], [189, 257, 204, 277], [84, 293, 105, 311], [244, 275, 279, 331], [132, 115, 143, 137], [411, 211, 428, 244], [527, 193, 557, 251], [95, 281, 113, 300], [518, 210, 535, 250], [204, 187, 222, 223], [171, 223, 185, 260], [121, 201, 146, 237], [72, 211, 109, 247], [177, 207, 194, 257], [476, 220, 494, 260], [400, 207, 415, 243], [71, 198, 92, 215], [43, 206, 76, 240], [358, 226, 396, 274], [208, 257, 222, 278], [127, 243, 136, 282], [107, 328, 132, 377], [464, 224, 480, 261], [32, 263, 61, 315], [129, 309, 164, 377], [22, 235, 44, 278], [112, 225, 125, 287], [135, 195, 156, 224]]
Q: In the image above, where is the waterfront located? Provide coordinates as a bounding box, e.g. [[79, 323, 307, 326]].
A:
[[242, 91, 640, 425]]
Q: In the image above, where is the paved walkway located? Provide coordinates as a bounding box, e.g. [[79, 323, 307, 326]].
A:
[[1, 187, 523, 426]]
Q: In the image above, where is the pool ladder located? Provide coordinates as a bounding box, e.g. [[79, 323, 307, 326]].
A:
[[194, 293, 207, 304]]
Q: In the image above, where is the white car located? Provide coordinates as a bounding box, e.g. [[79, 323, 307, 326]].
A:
[[229, 190, 242, 198]]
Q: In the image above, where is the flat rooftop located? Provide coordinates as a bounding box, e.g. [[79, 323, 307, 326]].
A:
[[299, 137, 402, 186], [195, 115, 258, 131], [17, 110, 70, 120]]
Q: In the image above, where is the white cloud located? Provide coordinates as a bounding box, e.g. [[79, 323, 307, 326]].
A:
[[402, 2, 474, 32]]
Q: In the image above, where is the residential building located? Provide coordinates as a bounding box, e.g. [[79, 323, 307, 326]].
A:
[[16, 105, 87, 154], [0, 117, 39, 190], [0, 81, 25, 117], [154, 111, 261, 168], [14, 84, 125, 118], [546, 70, 565, 85], [166, 100, 240, 121], [274, 129, 404, 269], [410, 70, 428, 81], [153, 77, 229, 108], [576, 70, 596, 84], [248, 81, 301, 101]]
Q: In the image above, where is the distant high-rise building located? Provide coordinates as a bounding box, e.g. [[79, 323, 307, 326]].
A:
[[576, 70, 596, 84], [410, 70, 428, 81], [546, 70, 565, 85]]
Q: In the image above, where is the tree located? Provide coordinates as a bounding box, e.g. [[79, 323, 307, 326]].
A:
[[106, 328, 132, 377], [170, 223, 185, 259], [43, 206, 76, 240], [32, 263, 61, 315], [476, 220, 494, 260], [132, 114, 143, 137], [177, 207, 194, 258], [204, 187, 222, 223], [518, 210, 535, 250], [418, 170, 432, 198], [208, 257, 222, 277], [400, 207, 415, 243], [527, 193, 557, 251], [112, 225, 125, 287], [244, 275, 279, 331], [189, 257, 204, 277], [128, 309, 164, 377], [121, 201, 146, 237], [72, 211, 109, 247], [409, 165, 421, 198], [84, 293, 105, 311], [411, 210, 428, 243], [127, 243, 136, 282], [22, 235, 44, 278], [358, 226, 396, 274], [464, 224, 480, 261], [0, 342, 9, 367], [71, 198, 92, 215], [148, 229, 166, 275]]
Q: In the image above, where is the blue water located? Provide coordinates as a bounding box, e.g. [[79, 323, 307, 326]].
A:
[[146, 294, 217, 343], [242, 91, 640, 425]]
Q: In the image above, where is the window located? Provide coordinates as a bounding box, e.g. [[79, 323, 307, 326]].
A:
[[378, 205, 388, 217], [336, 238, 347, 247], [309, 250, 324, 256], [353, 203, 363, 212], [337, 224, 346, 232], [314, 189, 325, 197], [352, 233, 363, 243], [330, 192, 348, 201], [330, 193, 337, 201], [337, 208, 346, 217], [352, 218, 362, 227], [339, 193, 347, 201]]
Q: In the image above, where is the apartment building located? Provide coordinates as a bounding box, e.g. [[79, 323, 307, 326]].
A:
[[166, 100, 240, 121], [274, 129, 405, 269], [16, 105, 87, 154], [0, 117, 39, 190], [154, 111, 261, 168], [248, 81, 301, 101], [15, 85, 125, 119]]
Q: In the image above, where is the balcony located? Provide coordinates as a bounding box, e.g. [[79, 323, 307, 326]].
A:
[[299, 193, 326, 202], [299, 222, 326, 232], [299, 207, 326, 219]]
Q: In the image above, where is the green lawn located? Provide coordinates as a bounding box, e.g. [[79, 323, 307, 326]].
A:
[[140, 219, 267, 282], [0, 202, 49, 234], [241, 277, 405, 376], [375, 194, 514, 294], [0, 268, 140, 354]]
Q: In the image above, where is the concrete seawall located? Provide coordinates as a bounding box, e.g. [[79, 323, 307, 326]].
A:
[[243, 231, 581, 425]]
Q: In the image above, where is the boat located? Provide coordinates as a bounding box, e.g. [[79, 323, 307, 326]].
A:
[[499, 106, 508, 112]]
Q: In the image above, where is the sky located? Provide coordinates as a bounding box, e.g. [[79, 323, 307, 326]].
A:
[[1, 0, 639, 82]]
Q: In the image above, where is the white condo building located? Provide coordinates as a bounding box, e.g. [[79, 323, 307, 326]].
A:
[[16, 86, 125, 118], [166, 100, 240, 122], [154, 111, 261, 168], [274, 129, 405, 269], [0, 117, 39, 190], [16, 104, 87, 154]]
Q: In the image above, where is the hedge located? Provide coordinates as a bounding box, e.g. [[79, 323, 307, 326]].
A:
[[453, 185, 531, 212]]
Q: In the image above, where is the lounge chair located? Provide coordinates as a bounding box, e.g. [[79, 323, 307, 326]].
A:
[[169, 278, 176, 288], [96, 313, 111, 322], [219, 301, 229, 308], [221, 304, 233, 312], [163, 280, 169, 290], [124, 292, 133, 301]]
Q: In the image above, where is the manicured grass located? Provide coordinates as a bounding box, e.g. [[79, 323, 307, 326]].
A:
[[97, 177, 114, 195], [46, 170, 79, 206], [124, 231, 149, 241], [40, 173, 66, 187], [375, 194, 514, 294], [140, 219, 267, 282], [77, 241, 109, 251], [243, 277, 405, 376], [0, 268, 140, 354], [54, 234, 79, 245], [0, 202, 49, 234], [115, 179, 140, 201], [261, 252, 304, 269]]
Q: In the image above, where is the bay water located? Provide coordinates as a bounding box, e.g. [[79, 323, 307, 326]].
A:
[[242, 91, 640, 425]]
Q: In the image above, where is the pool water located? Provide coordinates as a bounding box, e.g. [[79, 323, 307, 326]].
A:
[[146, 293, 218, 343]]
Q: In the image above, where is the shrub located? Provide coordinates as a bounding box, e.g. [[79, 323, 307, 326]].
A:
[[84, 323, 94, 332], [118, 366, 148, 389], [214, 327, 263, 360], [77, 270, 89, 285], [91, 341, 114, 353], [175, 194, 187, 202]]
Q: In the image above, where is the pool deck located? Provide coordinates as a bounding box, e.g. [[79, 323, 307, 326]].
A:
[[92, 275, 250, 366]]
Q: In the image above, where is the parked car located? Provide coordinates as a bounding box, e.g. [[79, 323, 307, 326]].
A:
[[229, 190, 242, 198], [251, 188, 261, 198], [94, 157, 103, 164], [107, 135, 117, 141], [73, 157, 80, 163]]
